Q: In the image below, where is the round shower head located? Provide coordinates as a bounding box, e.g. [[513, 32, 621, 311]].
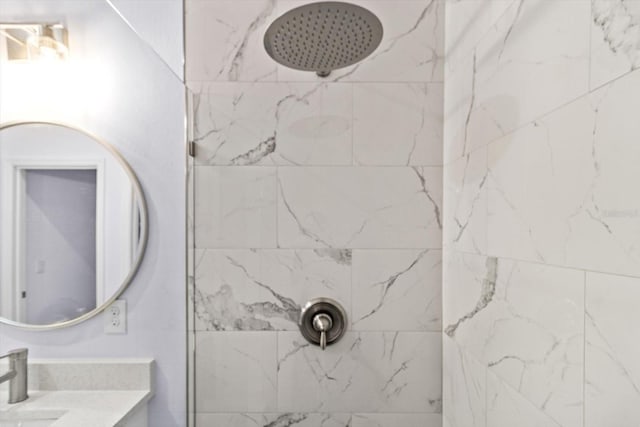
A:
[[264, 2, 383, 77]]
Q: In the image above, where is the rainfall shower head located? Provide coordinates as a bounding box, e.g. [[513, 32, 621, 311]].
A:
[[264, 2, 383, 77]]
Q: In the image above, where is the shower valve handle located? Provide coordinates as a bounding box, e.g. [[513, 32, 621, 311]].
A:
[[299, 298, 347, 351], [312, 313, 333, 351]]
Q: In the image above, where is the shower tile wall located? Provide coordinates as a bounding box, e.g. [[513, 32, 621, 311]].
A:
[[186, 0, 444, 425], [443, 1, 640, 427]]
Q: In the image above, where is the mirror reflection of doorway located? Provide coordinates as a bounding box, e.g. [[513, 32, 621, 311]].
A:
[[21, 168, 99, 324], [0, 122, 146, 328]]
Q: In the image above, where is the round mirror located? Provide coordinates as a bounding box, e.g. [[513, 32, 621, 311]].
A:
[[0, 121, 147, 329]]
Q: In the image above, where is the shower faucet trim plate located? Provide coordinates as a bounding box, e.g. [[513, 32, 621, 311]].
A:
[[299, 298, 347, 350]]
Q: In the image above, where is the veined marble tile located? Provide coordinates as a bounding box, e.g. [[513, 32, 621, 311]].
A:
[[443, 51, 477, 164], [353, 83, 443, 166], [195, 331, 277, 412], [444, 0, 516, 74], [352, 249, 441, 332], [187, 254, 196, 333], [591, 0, 640, 89], [445, 254, 584, 427], [487, 372, 562, 427], [192, 82, 353, 166], [277, 167, 442, 249], [443, 146, 487, 253], [351, 413, 442, 427], [185, 0, 278, 82], [443, 335, 486, 427], [486, 104, 594, 265], [276, 0, 444, 82], [195, 166, 277, 248], [277, 331, 442, 413], [586, 273, 640, 427], [193, 249, 351, 331], [195, 413, 352, 427], [487, 68, 640, 276], [448, 0, 591, 158], [442, 251, 492, 345]]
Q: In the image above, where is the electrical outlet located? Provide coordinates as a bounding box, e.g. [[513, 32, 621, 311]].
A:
[[104, 300, 127, 334]]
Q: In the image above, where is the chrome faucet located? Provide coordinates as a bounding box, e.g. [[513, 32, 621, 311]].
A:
[[0, 348, 28, 403]]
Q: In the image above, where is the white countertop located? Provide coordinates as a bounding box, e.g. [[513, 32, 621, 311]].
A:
[[0, 359, 154, 427], [0, 390, 152, 426]]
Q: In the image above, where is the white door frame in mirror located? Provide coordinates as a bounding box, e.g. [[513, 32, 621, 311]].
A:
[[1, 159, 107, 322], [0, 121, 148, 330]]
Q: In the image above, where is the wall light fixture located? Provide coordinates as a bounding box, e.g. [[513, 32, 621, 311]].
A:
[[0, 23, 68, 61]]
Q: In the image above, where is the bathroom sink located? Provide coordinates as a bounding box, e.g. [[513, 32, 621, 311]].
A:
[[0, 411, 62, 427]]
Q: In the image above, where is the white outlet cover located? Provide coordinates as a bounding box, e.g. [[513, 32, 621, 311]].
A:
[[104, 299, 127, 334]]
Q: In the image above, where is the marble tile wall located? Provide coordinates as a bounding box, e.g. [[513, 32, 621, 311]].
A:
[[443, 1, 640, 427], [186, 0, 444, 425]]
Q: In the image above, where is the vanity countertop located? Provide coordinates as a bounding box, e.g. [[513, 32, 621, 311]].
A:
[[0, 358, 154, 427], [0, 389, 152, 426]]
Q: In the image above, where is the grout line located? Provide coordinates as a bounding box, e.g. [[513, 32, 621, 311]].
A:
[[193, 247, 444, 252], [448, 63, 640, 166], [484, 137, 490, 261], [275, 330, 279, 412], [275, 167, 280, 249], [445, 249, 640, 281], [583, 270, 587, 427], [193, 164, 446, 169], [193, 329, 444, 334], [350, 249, 354, 332], [485, 345, 488, 427], [185, 79, 446, 85], [588, 0, 593, 93], [351, 82, 356, 167], [192, 411, 444, 415]]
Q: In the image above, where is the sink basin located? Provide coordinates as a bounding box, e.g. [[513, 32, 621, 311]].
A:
[[0, 411, 62, 427]]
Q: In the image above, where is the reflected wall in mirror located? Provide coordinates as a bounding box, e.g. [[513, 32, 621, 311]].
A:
[[0, 122, 147, 328]]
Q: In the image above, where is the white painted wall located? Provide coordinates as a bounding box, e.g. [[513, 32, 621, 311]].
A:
[[0, 1, 186, 425], [109, 0, 184, 79]]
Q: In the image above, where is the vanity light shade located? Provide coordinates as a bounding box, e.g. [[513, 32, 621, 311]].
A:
[[0, 23, 68, 61], [27, 25, 68, 60]]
